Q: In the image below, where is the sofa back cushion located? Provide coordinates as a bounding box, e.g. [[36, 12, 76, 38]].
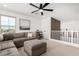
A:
[[3, 33, 14, 41], [25, 32, 28, 37], [32, 32, 36, 38], [13, 33, 25, 38]]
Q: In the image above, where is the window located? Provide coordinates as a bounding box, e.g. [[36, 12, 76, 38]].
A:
[[0, 16, 15, 33]]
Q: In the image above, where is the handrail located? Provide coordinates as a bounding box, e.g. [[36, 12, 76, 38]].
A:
[[51, 31, 79, 44]]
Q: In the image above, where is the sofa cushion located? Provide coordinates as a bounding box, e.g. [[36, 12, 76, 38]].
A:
[[3, 33, 14, 41], [0, 40, 15, 51], [0, 47, 19, 56], [25, 32, 28, 37], [32, 32, 36, 38], [13, 37, 28, 48], [13, 33, 25, 38], [0, 34, 3, 42], [13, 37, 28, 42], [27, 37, 36, 40]]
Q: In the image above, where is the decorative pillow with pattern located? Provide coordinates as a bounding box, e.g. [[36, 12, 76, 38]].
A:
[[0, 40, 15, 51]]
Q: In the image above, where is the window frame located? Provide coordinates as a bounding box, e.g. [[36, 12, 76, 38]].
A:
[[0, 14, 16, 33]]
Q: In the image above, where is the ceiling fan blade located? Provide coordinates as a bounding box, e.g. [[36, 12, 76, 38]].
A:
[[30, 3, 39, 9], [32, 10, 39, 13], [40, 4, 42, 9], [43, 9, 53, 11], [41, 12, 43, 15], [42, 3, 50, 8]]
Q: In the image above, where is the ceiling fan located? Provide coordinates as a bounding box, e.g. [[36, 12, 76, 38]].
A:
[[29, 3, 53, 15]]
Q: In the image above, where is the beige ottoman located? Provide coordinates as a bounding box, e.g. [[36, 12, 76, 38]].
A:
[[24, 40, 47, 56]]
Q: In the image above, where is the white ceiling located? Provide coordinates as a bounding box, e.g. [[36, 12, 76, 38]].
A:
[[0, 3, 53, 18], [0, 3, 79, 20]]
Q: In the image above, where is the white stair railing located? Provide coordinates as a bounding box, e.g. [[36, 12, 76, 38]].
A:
[[51, 31, 79, 44]]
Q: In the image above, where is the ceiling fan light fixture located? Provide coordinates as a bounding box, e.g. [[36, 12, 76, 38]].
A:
[[39, 9, 43, 12], [30, 3, 53, 15]]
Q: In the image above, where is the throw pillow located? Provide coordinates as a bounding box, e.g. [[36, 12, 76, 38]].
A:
[[28, 32, 33, 38]]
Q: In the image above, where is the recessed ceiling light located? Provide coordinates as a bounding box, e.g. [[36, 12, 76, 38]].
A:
[[3, 4, 8, 7]]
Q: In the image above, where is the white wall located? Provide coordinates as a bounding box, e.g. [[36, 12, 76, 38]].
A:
[[41, 17, 51, 39], [51, 3, 79, 32], [42, 3, 79, 39], [61, 20, 79, 32], [0, 10, 41, 33]]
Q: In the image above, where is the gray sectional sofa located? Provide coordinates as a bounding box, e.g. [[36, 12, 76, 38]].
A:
[[0, 32, 47, 56], [3, 32, 36, 48], [0, 32, 36, 56]]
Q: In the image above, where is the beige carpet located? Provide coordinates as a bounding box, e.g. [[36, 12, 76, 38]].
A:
[[18, 40, 79, 56]]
